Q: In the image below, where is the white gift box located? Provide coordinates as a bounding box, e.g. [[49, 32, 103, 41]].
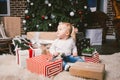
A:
[[85, 28, 103, 45], [16, 49, 35, 68], [33, 48, 42, 56], [16, 48, 43, 68]]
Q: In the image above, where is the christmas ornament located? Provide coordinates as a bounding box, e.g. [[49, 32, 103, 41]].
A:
[[48, 3, 51, 7], [45, 0, 49, 4], [70, 11, 74, 16], [51, 14, 55, 19], [41, 15, 45, 20], [23, 27, 27, 30], [84, 6, 87, 9], [36, 25, 39, 28], [78, 11, 82, 15], [45, 16, 48, 19], [23, 20, 26, 24], [25, 15, 30, 19], [75, 1, 78, 4], [32, 14, 35, 17], [27, 0, 30, 3], [30, 2, 34, 6], [25, 10, 28, 14], [49, 23, 52, 26]]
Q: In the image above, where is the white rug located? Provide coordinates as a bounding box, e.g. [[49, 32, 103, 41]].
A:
[[0, 53, 120, 80]]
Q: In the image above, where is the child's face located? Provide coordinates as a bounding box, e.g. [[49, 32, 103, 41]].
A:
[[57, 24, 69, 39]]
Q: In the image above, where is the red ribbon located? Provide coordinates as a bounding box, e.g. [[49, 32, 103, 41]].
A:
[[29, 48, 33, 58]]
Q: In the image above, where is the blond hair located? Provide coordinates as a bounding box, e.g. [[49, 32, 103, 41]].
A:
[[59, 22, 76, 41]]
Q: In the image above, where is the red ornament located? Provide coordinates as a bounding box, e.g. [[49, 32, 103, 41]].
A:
[[25, 15, 30, 19], [41, 15, 45, 20], [79, 11, 82, 15]]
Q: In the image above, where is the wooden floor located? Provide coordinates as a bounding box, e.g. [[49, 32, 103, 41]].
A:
[[92, 39, 120, 55]]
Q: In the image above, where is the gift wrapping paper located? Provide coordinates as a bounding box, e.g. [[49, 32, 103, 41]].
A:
[[84, 53, 100, 63], [26, 54, 63, 77], [76, 38, 90, 56], [31, 48, 42, 56], [70, 62, 105, 80], [16, 48, 35, 68]]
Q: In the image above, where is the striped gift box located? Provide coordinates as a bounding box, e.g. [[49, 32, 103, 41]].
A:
[[26, 54, 63, 77], [84, 53, 100, 63]]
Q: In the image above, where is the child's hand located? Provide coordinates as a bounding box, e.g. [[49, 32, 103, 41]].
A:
[[53, 52, 59, 56], [72, 53, 78, 57]]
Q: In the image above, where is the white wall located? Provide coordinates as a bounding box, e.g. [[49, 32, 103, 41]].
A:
[[100, 0, 108, 13]]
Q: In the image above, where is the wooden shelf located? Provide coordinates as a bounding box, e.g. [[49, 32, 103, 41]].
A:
[[0, 38, 12, 54]]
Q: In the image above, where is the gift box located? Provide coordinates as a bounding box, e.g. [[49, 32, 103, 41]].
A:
[[76, 38, 90, 56], [82, 47, 95, 56], [32, 48, 42, 56], [85, 28, 103, 45], [84, 53, 100, 63], [69, 62, 105, 80], [26, 54, 63, 77], [16, 48, 35, 68]]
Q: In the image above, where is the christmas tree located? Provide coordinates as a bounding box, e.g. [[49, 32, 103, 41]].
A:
[[23, 0, 88, 32]]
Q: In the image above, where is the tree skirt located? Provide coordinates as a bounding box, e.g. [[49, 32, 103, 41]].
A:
[[0, 53, 120, 80]]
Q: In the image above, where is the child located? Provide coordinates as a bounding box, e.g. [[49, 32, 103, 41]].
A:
[[49, 22, 84, 71]]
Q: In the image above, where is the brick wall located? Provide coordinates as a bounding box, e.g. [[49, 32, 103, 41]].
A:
[[106, 0, 115, 35], [10, 0, 27, 34]]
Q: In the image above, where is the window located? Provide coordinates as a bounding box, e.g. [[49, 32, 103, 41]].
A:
[[87, 0, 97, 12], [0, 0, 10, 16]]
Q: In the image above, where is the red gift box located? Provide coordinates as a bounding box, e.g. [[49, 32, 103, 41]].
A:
[[84, 53, 100, 63], [26, 54, 63, 77], [16, 48, 35, 68]]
